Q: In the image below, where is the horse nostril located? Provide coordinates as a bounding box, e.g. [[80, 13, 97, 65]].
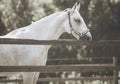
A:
[[87, 36, 92, 41], [86, 37, 89, 40], [86, 36, 92, 41]]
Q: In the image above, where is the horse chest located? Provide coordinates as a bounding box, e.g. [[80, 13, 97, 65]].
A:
[[17, 45, 50, 66], [0, 45, 19, 66]]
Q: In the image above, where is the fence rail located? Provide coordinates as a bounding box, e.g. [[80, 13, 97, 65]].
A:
[[0, 77, 114, 83], [0, 64, 117, 72], [0, 38, 120, 84], [0, 38, 120, 46]]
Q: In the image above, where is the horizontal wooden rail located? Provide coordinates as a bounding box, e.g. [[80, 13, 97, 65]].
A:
[[0, 77, 114, 83], [0, 64, 118, 72], [48, 57, 113, 61], [38, 77, 114, 81], [0, 38, 120, 46]]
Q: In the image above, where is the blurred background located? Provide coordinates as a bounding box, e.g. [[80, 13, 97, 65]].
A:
[[0, 0, 120, 84]]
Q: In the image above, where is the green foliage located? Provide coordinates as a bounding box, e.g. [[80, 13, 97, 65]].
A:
[[0, 13, 6, 35], [10, 0, 32, 28], [78, 1, 120, 62], [0, 0, 55, 32], [89, 0, 120, 40], [53, 0, 78, 10], [0, 0, 33, 32]]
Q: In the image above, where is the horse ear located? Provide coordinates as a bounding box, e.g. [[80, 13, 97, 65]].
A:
[[71, 2, 81, 11], [76, 2, 81, 11]]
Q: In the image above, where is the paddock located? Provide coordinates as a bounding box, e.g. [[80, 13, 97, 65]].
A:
[[0, 38, 120, 84]]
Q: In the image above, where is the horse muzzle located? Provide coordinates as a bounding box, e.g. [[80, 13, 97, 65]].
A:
[[79, 33, 92, 41]]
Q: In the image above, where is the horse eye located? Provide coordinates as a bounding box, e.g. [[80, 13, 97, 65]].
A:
[[74, 18, 81, 23]]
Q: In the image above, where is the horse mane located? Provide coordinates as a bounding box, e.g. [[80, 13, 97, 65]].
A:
[[31, 11, 63, 25], [3, 11, 64, 38]]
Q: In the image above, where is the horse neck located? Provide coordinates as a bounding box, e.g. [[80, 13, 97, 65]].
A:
[[29, 12, 66, 40]]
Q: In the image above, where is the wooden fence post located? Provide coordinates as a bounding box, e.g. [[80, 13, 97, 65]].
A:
[[113, 57, 118, 84]]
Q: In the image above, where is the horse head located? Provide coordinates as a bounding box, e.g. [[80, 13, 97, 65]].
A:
[[63, 2, 92, 41]]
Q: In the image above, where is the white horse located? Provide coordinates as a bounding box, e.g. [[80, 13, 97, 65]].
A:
[[0, 2, 92, 84]]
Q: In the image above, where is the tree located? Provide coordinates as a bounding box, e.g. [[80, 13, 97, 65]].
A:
[[0, 0, 33, 33], [89, 0, 120, 40], [86, 0, 120, 57], [0, 12, 6, 35]]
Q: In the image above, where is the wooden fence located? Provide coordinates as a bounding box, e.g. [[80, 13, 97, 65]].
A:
[[0, 38, 120, 84]]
